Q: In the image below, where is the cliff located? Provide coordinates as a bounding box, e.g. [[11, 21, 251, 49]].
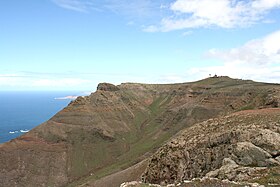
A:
[[0, 77, 279, 187]]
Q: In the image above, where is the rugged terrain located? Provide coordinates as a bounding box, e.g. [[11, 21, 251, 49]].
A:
[[0, 76, 279, 187], [142, 109, 280, 186]]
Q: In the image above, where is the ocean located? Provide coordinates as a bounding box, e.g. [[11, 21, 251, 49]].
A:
[[0, 91, 82, 143]]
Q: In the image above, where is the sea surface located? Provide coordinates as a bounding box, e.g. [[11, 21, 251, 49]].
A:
[[0, 91, 83, 143]]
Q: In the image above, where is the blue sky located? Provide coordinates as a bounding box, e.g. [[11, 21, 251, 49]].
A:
[[1, 0, 280, 91]]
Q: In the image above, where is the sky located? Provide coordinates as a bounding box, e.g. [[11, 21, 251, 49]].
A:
[[1, 0, 280, 91]]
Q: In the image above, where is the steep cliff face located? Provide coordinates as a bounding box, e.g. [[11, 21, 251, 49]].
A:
[[0, 77, 279, 187], [142, 109, 280, 185]]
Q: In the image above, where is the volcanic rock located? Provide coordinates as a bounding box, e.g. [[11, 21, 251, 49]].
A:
[[0, 77, 280, 187], [97, 83, 120, 91], [142, 109, 280, 185]]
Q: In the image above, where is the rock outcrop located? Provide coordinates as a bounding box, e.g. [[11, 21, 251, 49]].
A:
[[97, 83, 120, 91], [142, 109, 280, 185], [265, 88, 280, 107]]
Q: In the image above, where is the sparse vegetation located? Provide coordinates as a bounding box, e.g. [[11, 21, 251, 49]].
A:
[[0, 78, 280, 187]]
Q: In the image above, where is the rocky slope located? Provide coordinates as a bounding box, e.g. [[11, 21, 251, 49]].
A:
[[0, 77, 279, 187], [142, 109, 280, 186]]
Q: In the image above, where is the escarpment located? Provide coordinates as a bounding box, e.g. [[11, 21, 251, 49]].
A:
[[0, 77, 280, 187]]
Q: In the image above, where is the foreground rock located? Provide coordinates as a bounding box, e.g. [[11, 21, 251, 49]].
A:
[[121, 179, 266, 187], [142, 109, 280, 186]]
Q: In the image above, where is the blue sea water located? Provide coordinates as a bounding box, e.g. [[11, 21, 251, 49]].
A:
[[0, 91, 81, 143]]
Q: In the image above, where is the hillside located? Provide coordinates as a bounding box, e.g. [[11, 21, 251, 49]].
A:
[[0, 76, 279, 187], [142, 108, 280, 186]]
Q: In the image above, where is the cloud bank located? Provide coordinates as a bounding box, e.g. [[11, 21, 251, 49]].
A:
[[207, 30, 280, 65], [51, 0, 280, 32], [0, 73, 92, 90], [187, 29, 280, 83], [2, 28, 278, 90], [145, 0, 280, 32]]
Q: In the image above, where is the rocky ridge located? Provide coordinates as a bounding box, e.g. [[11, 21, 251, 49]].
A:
[[0, 77, 280, 187], [142, 109, 280, 186]]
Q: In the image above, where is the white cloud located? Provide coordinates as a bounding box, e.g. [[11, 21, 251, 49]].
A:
[[50, 0, 280, 32], [145, 0, 280, 32], [0, 73, 92, 90], [51, 0, 159, 18], [252, 0, 280, 10], [51, 0, 95, 12], [0, 74, 21, 78], [0, 71, 162, 90], [141, 30, 280, 84], [187, 64, 280, 83], [157, 74, 186, 83], [142, 25, 159, 32], [207, 30, 280, 65], [186, 29, 280, 83], [0, 75, 26, 87], [31, 78, 90, 87], [104, 0, 157, 17], [182, 31, 193, 37]]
